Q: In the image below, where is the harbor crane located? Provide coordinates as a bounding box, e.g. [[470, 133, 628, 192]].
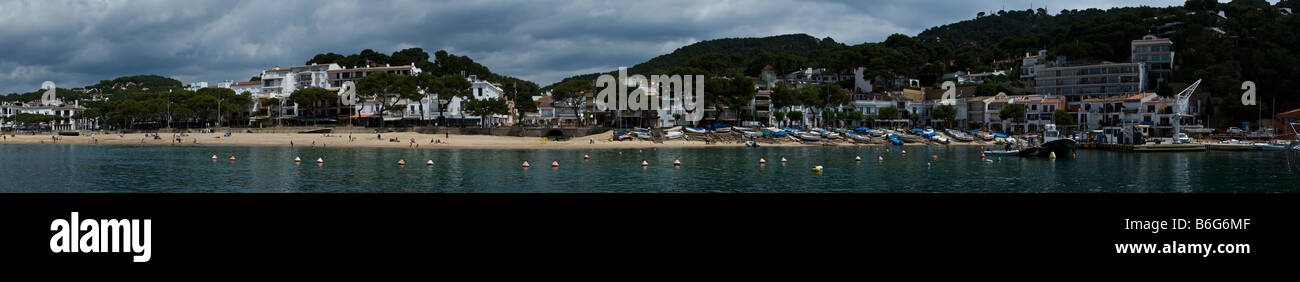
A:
[[1172, 79, 1202, 136]]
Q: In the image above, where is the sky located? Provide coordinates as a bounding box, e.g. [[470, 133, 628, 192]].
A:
[[0, 0, 1203, 94]]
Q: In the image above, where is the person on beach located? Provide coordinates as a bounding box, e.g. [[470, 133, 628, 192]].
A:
[[311, 141, 316, 148], [290, 140, 294, 147]]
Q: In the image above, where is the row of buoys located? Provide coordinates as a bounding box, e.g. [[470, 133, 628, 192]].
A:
[[213, 155, 238, 161]]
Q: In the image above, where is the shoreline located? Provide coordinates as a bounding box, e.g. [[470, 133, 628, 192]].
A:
[[0, 131, 1001, 150]]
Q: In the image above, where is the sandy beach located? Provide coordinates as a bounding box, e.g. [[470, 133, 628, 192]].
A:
[[0, 130, 1000, 149]]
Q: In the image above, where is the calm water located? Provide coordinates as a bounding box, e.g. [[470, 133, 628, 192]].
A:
[[0, 144, 1297, 193]]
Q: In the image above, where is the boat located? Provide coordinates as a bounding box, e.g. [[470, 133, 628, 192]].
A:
[[1133, 143, 1208, 152], [894, 132, 920, 142], [929, 135, 950, 144], [732, 126, 754, 132], [665, 131, 684, 139], [633, 131, 652, 140], [797, 132, 823, 141], [743, 131, 764, 138], [745, 141, 761, 147], [849, 133, 872, 142], [1208, 140, 1252, 151], [684, 127, 707, 134], [1252, 143, 1289, 151], [1019, 124, 1077, 158], [887, 135, 904, 145], [772, 131, 791, 137], [945, 129, 974, 142], [821, 131, 841, 139], [713, 127, 732, 133], [983, 150, 1019, 156]]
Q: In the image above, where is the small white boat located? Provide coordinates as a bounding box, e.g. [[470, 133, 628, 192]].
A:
[[732, 126, 754, 132], [983, 150, 1019, 156], [665, 131, 684, 139], [930, 135, 950, 144], [713, 127, 732, 133], [821, 131, 841, 139], [849, 134, 872, 142], [797, 133, 822, 141], [684, 127, 707, 134], [1252, 143, 1288, 151], [945, 129, 974, 142], [743, 131, 763, 138]]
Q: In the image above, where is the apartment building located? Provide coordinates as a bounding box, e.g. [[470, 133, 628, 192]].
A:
[[1131, 35, 1175, 90]]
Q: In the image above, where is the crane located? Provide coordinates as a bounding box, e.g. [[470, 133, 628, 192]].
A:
[[1172, 79, 1201, 137]]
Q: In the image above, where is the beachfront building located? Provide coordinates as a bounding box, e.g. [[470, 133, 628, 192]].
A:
[[251, 63, 342, 123], [228, 81, 262, 97], [1131, 35, 1175, 90], [941, 70, 1008, 84], [1034, 61, 1145, 98], [322, 64, 423, 123], [434, 75, 512, 126], [185, 81, 209, 91], [784, 68, 853, 85]]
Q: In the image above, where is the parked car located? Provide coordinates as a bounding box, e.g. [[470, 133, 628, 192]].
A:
[[1174, 133, 1190, 144], [1226, 127, 1244, 134]]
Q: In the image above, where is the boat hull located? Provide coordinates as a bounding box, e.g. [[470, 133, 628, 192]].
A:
[[1133, 143, 1207, 152]]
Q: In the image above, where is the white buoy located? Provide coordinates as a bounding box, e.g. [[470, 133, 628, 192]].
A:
[[522, 161, 531, 168], [901, 149, 907, 154], [673, 159, 681, 166], [759, 158, 767, 164], [1049, 151, 1057, 160], [877, 155, 884, 162], [641, 160, 649, 167], [211, 155, 218, 160], [584, 154, 590, 159], [398, 159, 406, 165], [316, 157, 324, 163], [855, 156, 862, 162], [427, 160, 434, 166], [294, 156, 302, 162], [780, 157, 788, 163], [552, 161, 559, 167]]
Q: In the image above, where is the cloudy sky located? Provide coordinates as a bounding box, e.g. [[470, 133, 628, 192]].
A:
[[0, 0, 1201, 94]]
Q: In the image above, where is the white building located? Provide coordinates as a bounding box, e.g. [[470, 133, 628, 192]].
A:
[[434, 75, 511, 125], [185, 81, 209, 91]]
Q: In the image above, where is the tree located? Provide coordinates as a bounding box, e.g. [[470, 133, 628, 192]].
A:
[[1052, 109, 1076, 126], [552, 79, 593, 125], [250, 76, 261, 82], [931, 104, 957, 128], [264, 97, 281, 126], [877, 107, 899, 120], [999, 104, 1028, 132], [356, 71, 419, 127], [770, 82, 798, 111], [289, 87, 335, 121], [463, 98, 509, 127], [787, 111, 804, 126], [9, 113, 58, 128], [773, 111, 787, 127]]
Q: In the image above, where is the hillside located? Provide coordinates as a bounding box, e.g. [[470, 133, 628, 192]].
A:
[[547, 34, 846, 88]]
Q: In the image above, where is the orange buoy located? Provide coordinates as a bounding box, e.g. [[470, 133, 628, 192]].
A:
[[980, 152, 986, 159], [584, 154, 590, 159], [551, 161, 559, 167], [759, 158, 767, 164], [641, 160, 649, 166], [294, 156, 302, 162], [397, 159, 406, 166], [522, 161, 531, 168], [427, 160, 434, 166], [618, 152, 623, 155], [316, 157, 324, 163], [673, 159, 681, 166], [229, 155, 236, 161], [932, 154, 938, 160], [855, 156, 862, 162], [1072, 153, 1077, 158]]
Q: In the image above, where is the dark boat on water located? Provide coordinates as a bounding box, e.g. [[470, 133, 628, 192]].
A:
[[1018, 124, 1077, 158]]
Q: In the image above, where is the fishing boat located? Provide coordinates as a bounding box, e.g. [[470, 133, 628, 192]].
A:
[[1252, 143, 1289, 151], [797, 132, 823, 141], [894, 133, 920, 142], [945, 129, 974, 142], [684, 127, 707, 134], [887, 135, 904, 145], [665, 131, 684, 139], [1017, 124, 1078, 157], [848, 133, 872, 142], [929, 134, 950, 144]]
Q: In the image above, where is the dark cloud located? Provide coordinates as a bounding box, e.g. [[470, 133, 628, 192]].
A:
[[0, 0, 1190, 94]]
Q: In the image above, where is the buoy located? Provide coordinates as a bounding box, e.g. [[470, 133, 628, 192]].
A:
[[427, 160, 434, 166], [398, 159, 407, 165], [901, 149, 907, 154], [673, 159, 681, 166], [229, 155, 236, 161], [294, 156, 302, 162], [316, 157, 324, 163], [584, 154, 590, 159], [855, 156, 861, 162], [932, 154, 938, 160], [211, 155, 217, 160], [780, 157, 788, 163], [522, 161, 531, 168], [618, 152, 623, 155], [1049, 152, 1057, 159], [812, 166, 823, 173], [877, 155, 884, 162], [551, 161, 559, 167], [1071, 153, 1077, 158], [760, 158, 767, 164], [980, 152, 986, 159], [641, 160, 649, 167]]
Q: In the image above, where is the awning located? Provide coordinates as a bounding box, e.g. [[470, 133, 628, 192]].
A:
[[349, 113, 376, 118]]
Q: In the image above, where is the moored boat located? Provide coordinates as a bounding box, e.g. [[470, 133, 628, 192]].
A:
[[684, 127, 707, 134], [797, 132, 822, 141]]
